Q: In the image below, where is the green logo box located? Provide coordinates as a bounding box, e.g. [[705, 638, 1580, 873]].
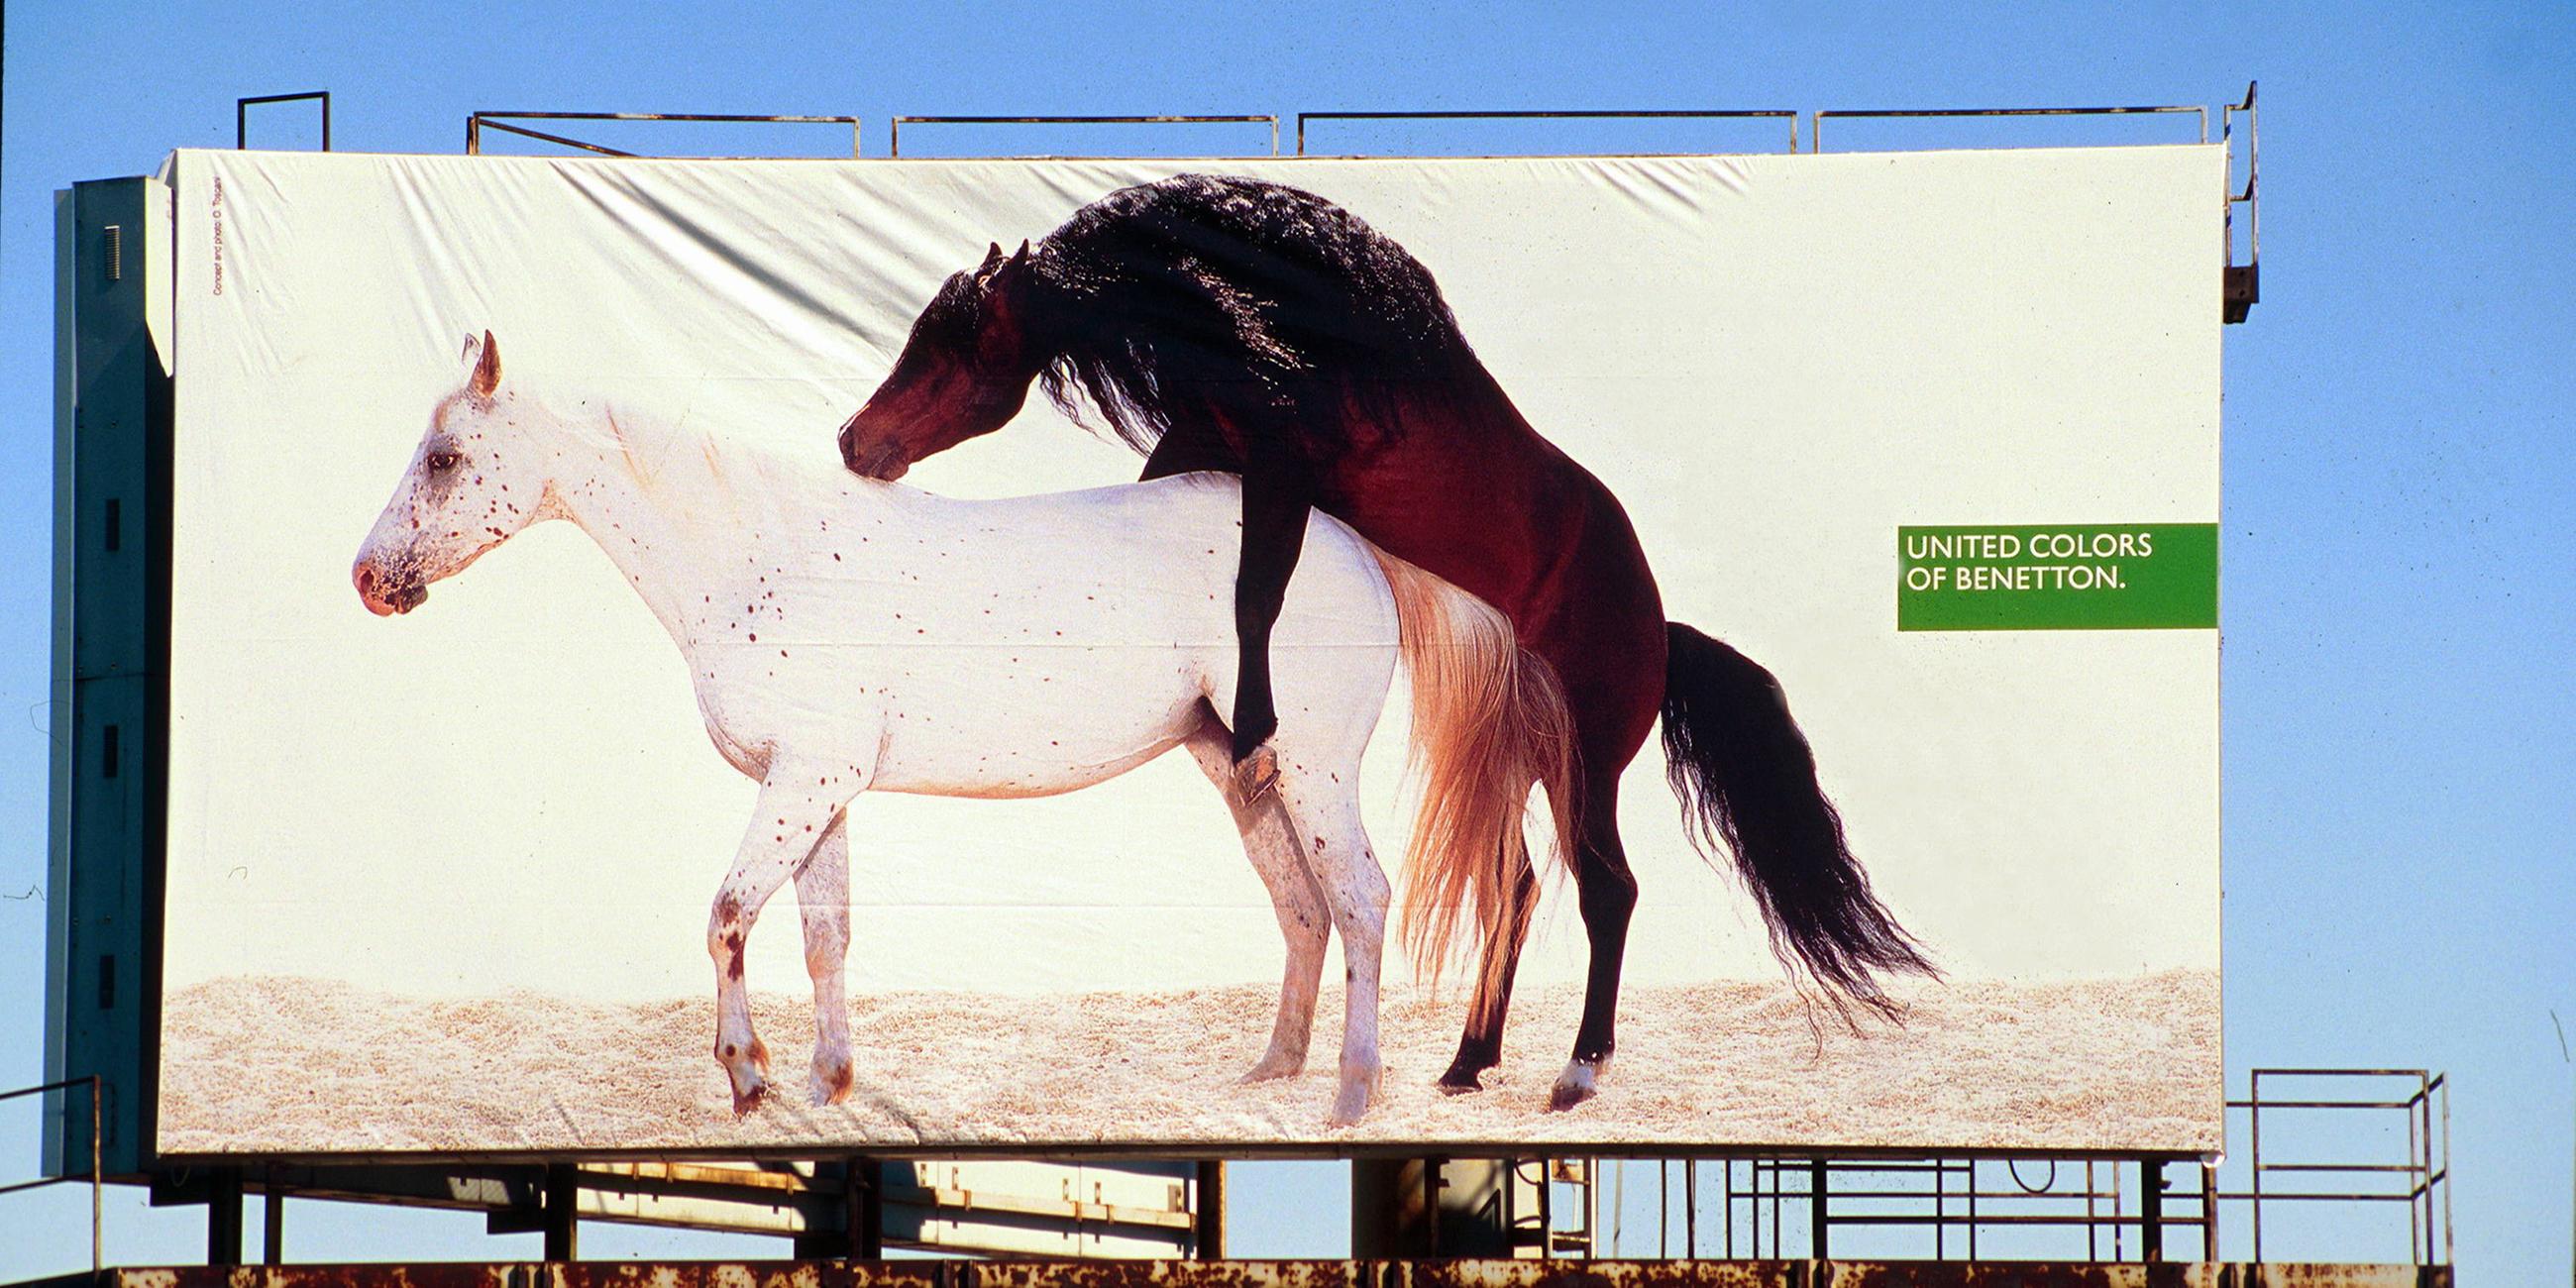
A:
[[1897, 523, 2218, 631]]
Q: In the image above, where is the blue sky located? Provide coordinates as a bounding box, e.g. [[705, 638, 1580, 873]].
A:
[[2, 0, 2569, 1280]]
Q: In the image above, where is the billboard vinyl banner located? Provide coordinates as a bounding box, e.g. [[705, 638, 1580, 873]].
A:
[[155, 146, 2221, 1156]]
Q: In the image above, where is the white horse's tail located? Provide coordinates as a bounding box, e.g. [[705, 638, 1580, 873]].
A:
[[1367, 548, 1579, 997]]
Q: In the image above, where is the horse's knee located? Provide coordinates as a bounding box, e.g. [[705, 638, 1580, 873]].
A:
[[706, 893, 749, 977]]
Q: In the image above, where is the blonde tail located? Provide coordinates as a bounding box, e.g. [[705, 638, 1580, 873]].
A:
[[1367, 548, 1579, 999]]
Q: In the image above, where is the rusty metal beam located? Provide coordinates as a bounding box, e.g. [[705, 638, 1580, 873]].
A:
[[66, 1261, 2453, 1288]]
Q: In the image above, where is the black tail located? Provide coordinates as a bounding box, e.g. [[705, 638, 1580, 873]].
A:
[[1661, 622, 1938, 1022]]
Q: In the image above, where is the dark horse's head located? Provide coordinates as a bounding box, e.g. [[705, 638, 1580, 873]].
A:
[[839, 240, 1045, 481]]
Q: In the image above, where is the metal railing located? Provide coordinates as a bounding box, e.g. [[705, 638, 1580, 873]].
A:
[[1514, 1067, 2445, 1266], [2235, 1068, 2449, 1265], [888, 115, 1279, 159], [1810, 102, 2208, 152], [2223, 81, 2262, 322], [1683, 1154, 2214, 1263], [245, 88, 2268, 164], [0, 1075, 104, 1272], [466, 112, 865, 159], [237, 92, 330, 151], [1295, 109, 1798, 157]]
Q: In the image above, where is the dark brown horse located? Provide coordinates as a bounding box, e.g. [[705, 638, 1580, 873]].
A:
[[838, 173, 1934, 1108]]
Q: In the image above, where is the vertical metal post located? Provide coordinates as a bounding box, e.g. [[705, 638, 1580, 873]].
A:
[[262, 1164, 285, 1264], [2200, 1161, 2219, 1261], [1808, 1157, 1826, 1259], [853, 1159, 884, 1259], [1769, 1159, 1779, 1256], [2409, 1085, 2423, 1264], [2439, 1076, 2453, 1265], [2139, 1155, 2164, 1263], [1525, 1159, 1546, 1256], [88, 1078, 102, 1274], [1194, 1160, 1226, 1259], [1966, 1160, 1978, 1260], [1658, 1159, 1668, 1258], [1428, 1155, 1446, 1256], [2250, 1072, 2265, 1263], [1683, 1159, 1696, 1257], [206, 1168, 245, 1266], [2085, 1159, 2098, 1261], [542, 1164, 578, 1261]]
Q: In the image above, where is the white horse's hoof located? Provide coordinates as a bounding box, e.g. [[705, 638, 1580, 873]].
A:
[[809, 1054, 856, 1107], [717, 1035, 773, 1118], [1237, 1054, 1305, 1085], [1325, 1063, 1382, 1127], [1326, 1088, 1371, 1127], [1547, 1056, 1609, 1112]]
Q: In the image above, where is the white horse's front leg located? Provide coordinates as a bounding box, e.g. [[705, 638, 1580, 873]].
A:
[[794, 811, 854, 1106], [1184, 723, 1328, 1083], [1273, 770, 1389, 1127], [709, 763, 864, 1116]]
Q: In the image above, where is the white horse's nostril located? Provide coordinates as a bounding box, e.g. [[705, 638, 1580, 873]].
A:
[[355, 564, 400, 616]]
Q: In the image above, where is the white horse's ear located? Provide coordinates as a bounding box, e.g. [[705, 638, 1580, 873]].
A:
[[462, 332, 482, 362], [470, 330, 501, 398]]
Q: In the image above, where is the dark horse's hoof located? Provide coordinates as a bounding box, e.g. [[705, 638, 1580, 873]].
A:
[[1234, 744, 1281, 805], [1547, 1059, 1605, 1112], [1436, 1068, 1487, 1096]]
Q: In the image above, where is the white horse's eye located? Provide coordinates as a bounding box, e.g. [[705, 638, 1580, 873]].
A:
[[425, 450, 463, 473]]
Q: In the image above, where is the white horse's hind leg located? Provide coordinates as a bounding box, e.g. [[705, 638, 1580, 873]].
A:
[[1271, 768, 1390, 1127], [794, 810, 854, 1106], [1184, 722, 1328, 1083], [709, 764, 864, 1116]]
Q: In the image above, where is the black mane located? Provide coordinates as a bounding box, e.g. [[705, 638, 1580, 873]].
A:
[[1023, 174, 1479, 458]]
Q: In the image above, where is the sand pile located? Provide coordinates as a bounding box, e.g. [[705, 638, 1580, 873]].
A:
[[160, 970, 2218, 1154]]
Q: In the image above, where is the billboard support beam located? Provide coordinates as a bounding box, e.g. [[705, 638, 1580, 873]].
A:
[[1810, 1158, 1827, 1259], [206, 1168, 245, 1267], [2139, 1155, 2166, 1261], [1193, 1161, 1225, 1259], [262, 1165, 285, 1264], [543, 1164, 580, 1261]]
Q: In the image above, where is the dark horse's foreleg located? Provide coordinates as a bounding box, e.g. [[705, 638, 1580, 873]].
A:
[[1135, 427, 1312, 785], [1226, 447, 1312, 782]]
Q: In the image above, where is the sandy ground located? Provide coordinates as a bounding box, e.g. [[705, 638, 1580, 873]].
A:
[[160, 970, 2217, 1154]]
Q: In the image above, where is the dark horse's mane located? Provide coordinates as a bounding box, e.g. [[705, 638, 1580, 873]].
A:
[[1023, 173, 1482, 458]]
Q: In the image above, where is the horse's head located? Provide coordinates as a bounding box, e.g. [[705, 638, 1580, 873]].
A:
[[352, 331, 551, 616], [838, 240, 1043, 481]]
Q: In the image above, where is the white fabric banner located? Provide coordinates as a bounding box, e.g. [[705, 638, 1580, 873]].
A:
[[158, 147, 2221, 1153]]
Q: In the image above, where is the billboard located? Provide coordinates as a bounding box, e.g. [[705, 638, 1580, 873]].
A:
[[152, 146, 2221, 1156]]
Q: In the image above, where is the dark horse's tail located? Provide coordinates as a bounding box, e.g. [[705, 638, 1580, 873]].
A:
[[1661, 622, 1938, 1021]]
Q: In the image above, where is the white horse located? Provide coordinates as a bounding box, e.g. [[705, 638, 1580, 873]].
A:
[[351, 333, 1569, 1126]]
